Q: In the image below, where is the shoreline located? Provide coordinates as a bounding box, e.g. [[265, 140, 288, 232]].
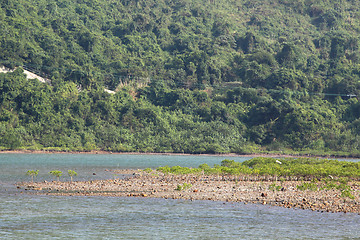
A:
[[1, 149, 358, 159], [18, 169, 360, 214]]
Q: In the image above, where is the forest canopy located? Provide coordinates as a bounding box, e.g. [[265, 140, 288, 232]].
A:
[[1, 0, 360, 156]]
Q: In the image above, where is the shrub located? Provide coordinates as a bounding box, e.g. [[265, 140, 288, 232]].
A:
[[68, 170, 77, 182], [175, 183, 193, 191], [296, 182, 318, 191], [143, 168, 152, 173], [49, 170, 63, 181], [26, 170, 39, 183]]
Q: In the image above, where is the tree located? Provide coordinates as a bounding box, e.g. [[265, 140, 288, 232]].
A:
[[242, 32, 256, 54], [49, 170, 63, 181], [276, 43, 305, 68], [1, 130, 23, 150], [68, 170, 77, 183], [26, 170, 39, 183]]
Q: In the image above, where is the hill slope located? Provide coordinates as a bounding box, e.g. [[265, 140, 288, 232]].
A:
[[0, 0, 360, 155]]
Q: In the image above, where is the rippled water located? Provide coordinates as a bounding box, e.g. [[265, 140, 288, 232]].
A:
[[1, 154, 360, 239]]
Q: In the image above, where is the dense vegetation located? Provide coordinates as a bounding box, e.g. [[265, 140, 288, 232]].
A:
[[157, 157, 360, 198], [157, 158, 360, 180], [1, 0, 360, 155]]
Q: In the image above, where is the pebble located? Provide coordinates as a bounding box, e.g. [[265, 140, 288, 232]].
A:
[[18, 170, 360, 214]]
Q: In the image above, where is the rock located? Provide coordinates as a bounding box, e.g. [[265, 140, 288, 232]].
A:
[[24, 171, 360, 214]]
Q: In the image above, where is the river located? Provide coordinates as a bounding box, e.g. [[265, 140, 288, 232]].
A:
[[0, 153, 359, 239]]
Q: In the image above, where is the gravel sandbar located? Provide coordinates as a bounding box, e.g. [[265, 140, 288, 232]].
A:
[[18, 169, 360, 214]]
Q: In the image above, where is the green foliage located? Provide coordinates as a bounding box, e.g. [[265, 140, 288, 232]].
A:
[[68, 170, 77, 182], [155, 158, 359, 199], [156, 158, 358, 198], [269, 183, 282, 191], [175, 183, 193, 191], [49, 170, 63, 181], [157, 166, 202, 175], [158, 157, 360, 180], [1, 0, 360, 155], [198, 163, 210, 170], [26, 170, 39, 183], [143, 168, 153, 173], [297, 182, 318, 191], [242, 157, 360, 179], [221, 159, 241, 168], [320, 178, 355, 198], [340, 189, 355, 199]]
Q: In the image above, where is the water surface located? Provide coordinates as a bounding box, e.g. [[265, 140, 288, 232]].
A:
[[0, 154, 359, 239]]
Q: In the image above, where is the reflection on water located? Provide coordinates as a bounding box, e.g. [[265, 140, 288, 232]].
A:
[[0, 153, 251, 181], [1, 154, 360, 239]]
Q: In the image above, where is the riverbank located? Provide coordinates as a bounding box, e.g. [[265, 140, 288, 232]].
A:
[[2, 149, 359, 159], [17, 169, 360, 214]]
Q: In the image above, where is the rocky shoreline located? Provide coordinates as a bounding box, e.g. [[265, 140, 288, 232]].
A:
[[18, 169, 360, 214]]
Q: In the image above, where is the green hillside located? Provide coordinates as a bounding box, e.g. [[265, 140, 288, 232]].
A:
[[1, 0, 360, 156]]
